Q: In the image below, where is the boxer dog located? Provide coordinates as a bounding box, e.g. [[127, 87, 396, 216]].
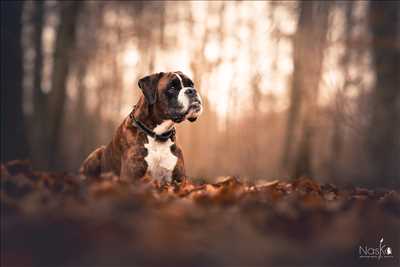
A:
[[80, 71, 202, 183]]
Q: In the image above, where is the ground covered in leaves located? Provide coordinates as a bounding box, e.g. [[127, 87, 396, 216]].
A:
[[1, 160, 400, 267]]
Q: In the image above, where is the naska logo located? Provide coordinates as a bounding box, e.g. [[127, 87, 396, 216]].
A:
[[359, 238, 394, 259]]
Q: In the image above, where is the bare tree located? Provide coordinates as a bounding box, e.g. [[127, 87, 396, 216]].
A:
[[33, 1, 45, 118], [48, 1, 82, 169], [367, 1, 400, 185], [1, 1, 29, 162], [282, 2, 331, 178], [31, 0, 49, 168], [329, 2, 354, 180]]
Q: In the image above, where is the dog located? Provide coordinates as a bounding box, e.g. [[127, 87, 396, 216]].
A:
[[80, 71, 203, 183]]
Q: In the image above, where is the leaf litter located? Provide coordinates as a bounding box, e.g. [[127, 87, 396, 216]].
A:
[[1, 160, 399, 267]]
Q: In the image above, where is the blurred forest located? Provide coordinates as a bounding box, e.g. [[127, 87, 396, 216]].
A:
[[1, 1, 399, 187]]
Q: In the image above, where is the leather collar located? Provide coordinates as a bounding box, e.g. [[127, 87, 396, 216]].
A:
[[129, 111, 175, 142]]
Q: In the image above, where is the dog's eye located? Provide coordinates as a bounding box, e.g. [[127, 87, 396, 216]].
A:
[[167, 86, 177, 94]]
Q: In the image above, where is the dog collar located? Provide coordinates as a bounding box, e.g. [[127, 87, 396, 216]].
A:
[[129, 112, 176, 142]]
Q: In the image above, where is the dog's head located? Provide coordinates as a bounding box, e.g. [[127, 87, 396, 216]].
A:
[[137, 71, 203, 123]]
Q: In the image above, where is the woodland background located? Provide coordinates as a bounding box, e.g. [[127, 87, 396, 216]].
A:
[[1, 0, 399, 188]]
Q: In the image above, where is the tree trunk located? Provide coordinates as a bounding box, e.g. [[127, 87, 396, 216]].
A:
[[282, 2, 331, 178], [33, 0, 45, 113], [32, 0, 49, 168], [1, 1, 29, 162], [367, 1, 400, 186], [329, 2, 354, 180], [281, 2, 312, 171], [48, 1, 82, 169]]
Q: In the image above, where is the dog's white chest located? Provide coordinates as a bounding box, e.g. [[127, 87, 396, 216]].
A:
[[144, 137, 177, 182]]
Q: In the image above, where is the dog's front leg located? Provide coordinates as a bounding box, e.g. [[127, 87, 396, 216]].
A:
[[171, 145, 186, 184], [120, 148, 147, 181]]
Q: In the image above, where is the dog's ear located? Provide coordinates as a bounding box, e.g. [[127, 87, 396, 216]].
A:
[[138, 72, 164, 105]]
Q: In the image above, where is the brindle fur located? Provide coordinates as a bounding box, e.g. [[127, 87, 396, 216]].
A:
[[80, 73, 190, 182]]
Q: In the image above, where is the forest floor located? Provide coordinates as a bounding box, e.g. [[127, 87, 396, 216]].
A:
[[1, 160, 400, 267]]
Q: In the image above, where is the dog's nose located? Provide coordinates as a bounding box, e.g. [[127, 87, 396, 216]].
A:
[[185, 88, 196, 97]]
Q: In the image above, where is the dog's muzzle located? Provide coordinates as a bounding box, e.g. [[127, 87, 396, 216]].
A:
[[173, 86, 203, 122], [184, 87, 202, 122]]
